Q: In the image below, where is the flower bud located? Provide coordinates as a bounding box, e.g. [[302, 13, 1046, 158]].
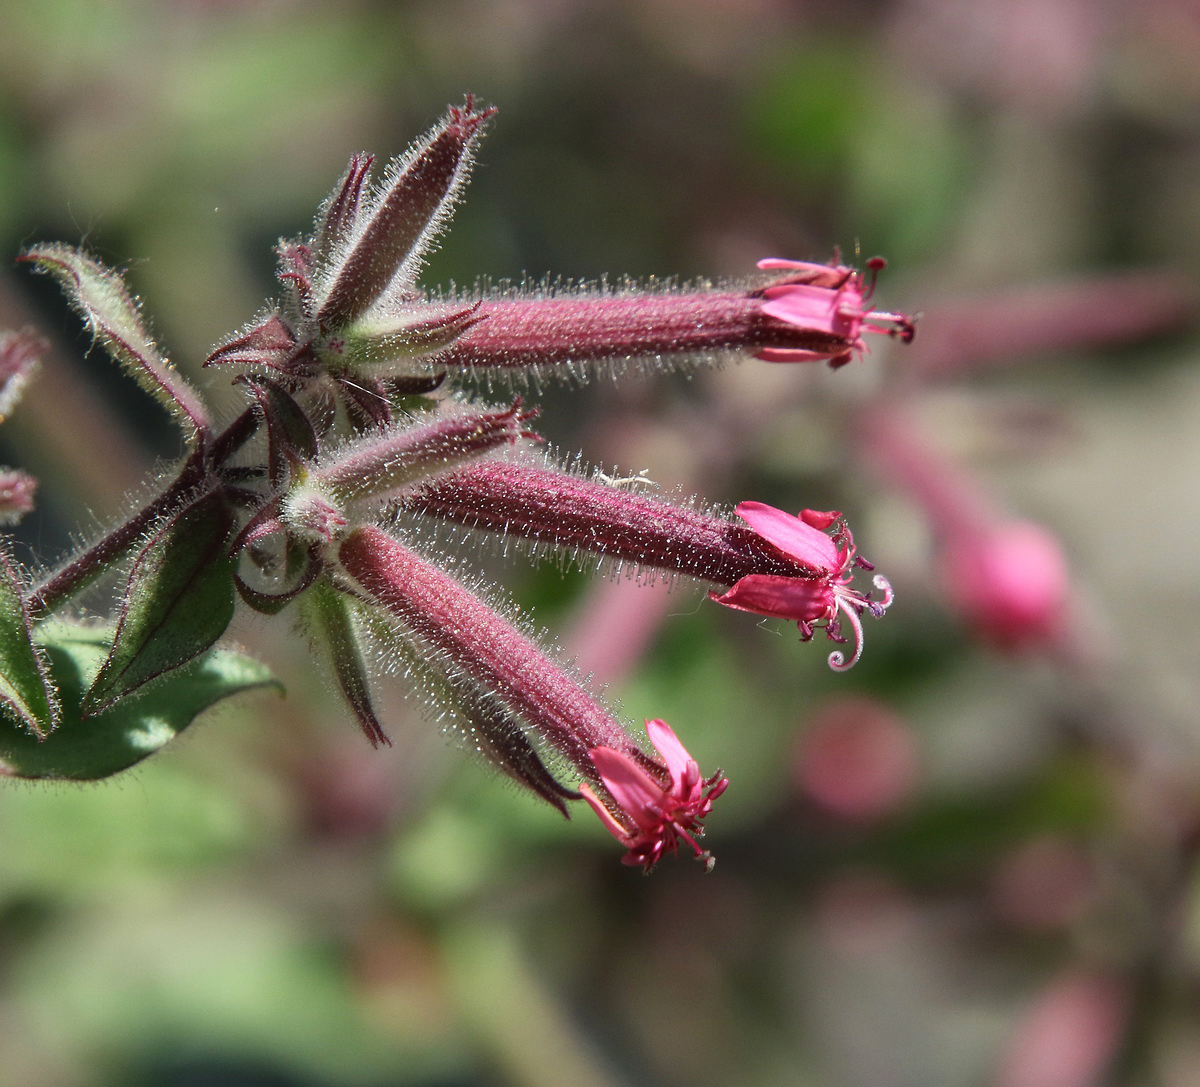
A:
[[943, 521, 1068, 651], [315, 99, 494, 331]]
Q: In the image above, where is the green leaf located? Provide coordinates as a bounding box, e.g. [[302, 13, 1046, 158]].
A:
[[0, 621, 279, 779], [19, 243, 209, 436], [85, 492, 238, 714], [0, 549, 58, 737]]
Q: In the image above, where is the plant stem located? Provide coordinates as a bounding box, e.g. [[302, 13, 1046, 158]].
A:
[[26, 403, 269, 617]]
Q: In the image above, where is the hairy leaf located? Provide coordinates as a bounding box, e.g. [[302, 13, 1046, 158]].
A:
[[0, 622, 279, 779], [84, 492, 238, 714], [0, 549, 58, 737], [19, 243, 209, 437]]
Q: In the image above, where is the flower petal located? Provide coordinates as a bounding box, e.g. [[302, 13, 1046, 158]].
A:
[[710, 574, 833, 623], [579, 782, 634, 843], [756, 257, 854, 289], [734, 501, 839, 572], [589, 746, 668, 833], [799, 509, 841, 531], [757, 257, 830, 273], [645, 718, 697, 792], [754, 347, 849, 365], [760, 285, 843, 337]]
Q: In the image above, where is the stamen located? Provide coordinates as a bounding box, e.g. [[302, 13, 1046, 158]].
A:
[[870, 310, 917, 344], [829, 597, 866, 672], [673, 822, 708, 860], [863, 256, 888, 301], [873, 574, 895, 610]]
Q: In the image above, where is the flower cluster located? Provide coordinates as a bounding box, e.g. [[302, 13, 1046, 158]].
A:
[[0, 99, 912, 870]]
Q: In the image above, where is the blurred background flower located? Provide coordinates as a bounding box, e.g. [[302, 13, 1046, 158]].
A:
[[0, 0, 1198, 1084]]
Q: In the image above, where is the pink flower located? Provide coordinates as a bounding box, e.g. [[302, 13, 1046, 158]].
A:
[[580, 719, 729, 871], [710, 501, 893, 670], [754, 257, 915, 367], [943, 521, 1068, 651]]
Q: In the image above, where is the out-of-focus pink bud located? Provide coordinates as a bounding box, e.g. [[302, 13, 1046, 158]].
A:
[[910, 272, 1197, 380], [943, 521, 1069, 651], [858, 405, 1072, 654]]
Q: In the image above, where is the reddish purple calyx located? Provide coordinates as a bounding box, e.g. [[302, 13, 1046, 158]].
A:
[[580, 719, 728, 872]]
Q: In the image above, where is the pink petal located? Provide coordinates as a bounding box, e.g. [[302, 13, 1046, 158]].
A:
[[799, 509, 841, 531], [590, 746, 667, 833], [756, 258, 852, 289], [757, 257, 828, 273], [645, 719, 694, 790], [754, 347, 842, 364], [944, 522, 1068, 650], [760, 286, 842, 336], [734, 501, 839, 572], [710, 574, 833, 623], [579, 783, 634, 843]]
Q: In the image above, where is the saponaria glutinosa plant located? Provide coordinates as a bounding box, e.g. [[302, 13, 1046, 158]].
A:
[[0, 99, 913, 870]]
